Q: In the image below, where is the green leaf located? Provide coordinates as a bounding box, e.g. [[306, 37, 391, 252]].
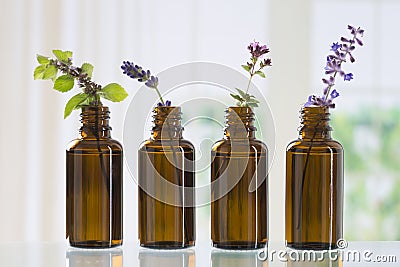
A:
[[64, 93, 88, 119], [33, 65, 46, 80], [77, 97, 91, 108], [247, 102, 259, 107], [255, 70, 266, 78], [248, 96, 260, 103], [230, 93, 244, 102], [42, 65, 58, 80], [235, 88, 251, 101], [37, 54, 49, 65], [54, 75, 74, 92], [81, 63, 94, 77], [248, 99, 260, 104], [99, 83, 128, 102], [235, 88, 247, 98], [52, 49, 72, 63], [241, 65, 250, 72]]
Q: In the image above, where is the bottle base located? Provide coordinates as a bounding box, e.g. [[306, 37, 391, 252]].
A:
[[286, 242, 337, 250], [140, 241, 195, 250], [212, 241, 266, 250], [69, 240, 122, 249]]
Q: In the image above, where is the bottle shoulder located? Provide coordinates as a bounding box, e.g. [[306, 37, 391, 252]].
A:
[[251, 138, 268, 149], [66, 137, 123, 152], [211, 139, 226, 151], [138, 138, 194, 152], [286, 138, 343, 153], [211, 138, 267, 153]]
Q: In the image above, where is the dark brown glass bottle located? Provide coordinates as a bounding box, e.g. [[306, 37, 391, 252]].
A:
[[66, 105, 123, 248], [138, 106, 195, 249], [211, 107, 268, 250], [286, 106, 343, 250]]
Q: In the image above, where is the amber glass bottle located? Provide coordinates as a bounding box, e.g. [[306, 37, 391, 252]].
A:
[[138, 106, 195, 249], [66, 105, 123, 248], [211, 107, 268, 250], [286, 106, 343, 250]]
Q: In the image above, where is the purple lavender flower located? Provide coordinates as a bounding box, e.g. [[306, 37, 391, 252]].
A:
[[332, 50, 347, 62], [322, 76, 335, 86], [248, 41, 270, 59], [262, 58, 272, 67], [304, 95, 316, 107], [330, 42, 341, 52], [305, 94, 336, 108], [322, 76, 335, 94], [305, 25, 364, 108], [121, 61, 151, 81], [121, 61, 170, 106], [325, 60, 345, 76], [343, 73, 353, 81], [348, 25, 364, 46], [330, 89, 339, 98], [145, 76, 158, 89], [157, 100, 171, 107], [232, 40, 272, 107]]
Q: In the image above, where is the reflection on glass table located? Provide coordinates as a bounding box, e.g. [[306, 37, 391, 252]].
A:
[[211, 249, 267, 267], [265, 242, 400, 267], [0, 241, 399, 266], [66, 248, 123, 267], [285, 250, 341, 267], [138, 249, 195, 267]]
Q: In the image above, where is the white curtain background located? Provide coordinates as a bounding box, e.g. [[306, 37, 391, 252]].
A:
[[0, 0, 275, 243], [0, 0, 399, 246]]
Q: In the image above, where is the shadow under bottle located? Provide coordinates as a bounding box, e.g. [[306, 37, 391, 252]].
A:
[[66, 106, 123, 248], [286, 106, 343, 250], [211, 107, 268, 250], [138, 106, 195, 249]]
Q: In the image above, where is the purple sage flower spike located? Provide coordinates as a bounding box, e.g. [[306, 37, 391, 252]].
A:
[[304, 25, 364, 108]]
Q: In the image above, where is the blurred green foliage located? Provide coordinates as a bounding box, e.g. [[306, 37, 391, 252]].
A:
[[332, 107, 400, 240]]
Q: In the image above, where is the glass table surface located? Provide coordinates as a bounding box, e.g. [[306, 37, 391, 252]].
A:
[[0, 241, 399, 267]]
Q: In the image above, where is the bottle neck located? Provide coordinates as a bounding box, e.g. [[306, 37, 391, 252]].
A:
[[151, 106, 183, 140], [80, 105, 111, 139], [224, 106, 256, 139], [299, 106, 331, 140]]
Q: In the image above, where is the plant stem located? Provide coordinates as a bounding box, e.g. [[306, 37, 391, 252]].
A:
[[245, 60, 257, 95], [245, 74, 254, 96], [51, 59, 101, 97], [296, 118, 323, 229], [155, 86, 165, 105], [163, 112, 189, 245], [89, 109, 110, 195], [323, 72, 338, 102]]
